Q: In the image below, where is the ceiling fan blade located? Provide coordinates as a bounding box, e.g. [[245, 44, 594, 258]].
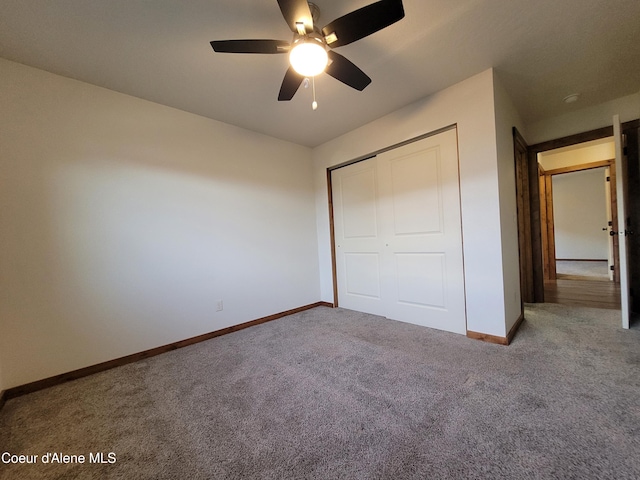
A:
[[210, 40, 290, 54], [277, 0, 314, 34], [278, 66, 305, 101], [325, 51, 372, 91], [322, 0, 405, 48]]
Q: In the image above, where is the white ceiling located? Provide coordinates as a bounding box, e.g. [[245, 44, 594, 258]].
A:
[[1, 0, 639, 147]]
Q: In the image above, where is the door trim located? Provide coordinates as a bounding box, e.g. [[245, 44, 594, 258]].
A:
[[538, 160, 618, 282], [513, 127, 534, 303], [524, 119, 640, 302], [327, 168, 339, 307], [327, 124, 457, 173]]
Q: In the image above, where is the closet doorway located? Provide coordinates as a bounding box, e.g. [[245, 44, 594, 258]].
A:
[[329, 127, 467, 334]]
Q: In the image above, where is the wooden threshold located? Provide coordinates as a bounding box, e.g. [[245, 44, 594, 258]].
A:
[[556, 274, 610, 282], [1, 302, 333, 406]]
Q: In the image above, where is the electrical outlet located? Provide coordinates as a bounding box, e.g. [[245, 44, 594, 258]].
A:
[[215, 300, 223, 312]]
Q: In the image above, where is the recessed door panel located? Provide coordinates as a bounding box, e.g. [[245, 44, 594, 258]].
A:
[[341, 168, 378, 239], [378, 128, 466, 333], [344, 253, 381, 298], [395, 253, 446, 308], [390, 148, 443, 236]]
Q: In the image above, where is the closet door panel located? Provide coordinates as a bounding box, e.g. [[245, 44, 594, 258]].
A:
[[344, 253, 381, 299], [377, 128, 466, 334], [332, 128, 466, 334], [394, 252, 446, 308], [332, 159, 384, 316], [389, 149, 443, 236]]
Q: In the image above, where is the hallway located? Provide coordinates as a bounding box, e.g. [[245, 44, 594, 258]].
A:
[[544, 278, 621, 310]]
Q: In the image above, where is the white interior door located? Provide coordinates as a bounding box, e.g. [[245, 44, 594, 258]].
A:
[[604, 167, 614, 281], [332, 158, 384, 317], [376, 129, 466, 333], [332, 128, 466, 334], [614, 114, 630, 328]]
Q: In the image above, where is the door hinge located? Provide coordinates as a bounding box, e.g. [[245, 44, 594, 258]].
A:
[[606, 176, 610, 182], [610, 265, 615, 271]]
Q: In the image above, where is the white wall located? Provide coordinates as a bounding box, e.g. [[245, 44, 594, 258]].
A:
[[553, 169, 609, 260], [0, 59, 320, 389], [313, 69, 515, 338], [493, 71, 526, 331], [527, 92, 640, 145]]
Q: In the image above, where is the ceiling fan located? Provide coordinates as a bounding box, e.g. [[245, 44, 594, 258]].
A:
[[210, 0, 405, 107]]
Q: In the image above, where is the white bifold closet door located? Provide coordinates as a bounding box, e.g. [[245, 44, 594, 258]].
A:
[[332, 128, 466, 334]]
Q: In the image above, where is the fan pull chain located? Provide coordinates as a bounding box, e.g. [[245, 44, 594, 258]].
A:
[[312, 76, 318, 110]]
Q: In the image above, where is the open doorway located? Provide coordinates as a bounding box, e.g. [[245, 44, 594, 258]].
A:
[[536, 138, 621, 309], [552, 167, 612, 282], [515, 119, 640, 318], [538, 137, 619, 281]]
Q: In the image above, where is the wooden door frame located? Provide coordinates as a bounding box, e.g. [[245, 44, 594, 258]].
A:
[[513, 128, 535, 303], [538, 165, 555, 281], [538, 159, 618, 282], [521, 120, 640, 303]]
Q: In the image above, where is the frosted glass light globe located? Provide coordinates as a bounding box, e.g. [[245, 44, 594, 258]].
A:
[[289, 41, 328, 77]]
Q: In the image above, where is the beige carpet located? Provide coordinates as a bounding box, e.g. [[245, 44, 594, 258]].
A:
[[1, 304, 639, 479]]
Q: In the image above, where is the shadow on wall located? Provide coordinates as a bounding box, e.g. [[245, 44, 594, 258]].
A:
[[0, 61, 318, 388]]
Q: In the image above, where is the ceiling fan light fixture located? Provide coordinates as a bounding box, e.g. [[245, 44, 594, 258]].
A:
[[324, 32, 338, 45], [289, 38, 328, 77], [210, 0, 406, 101]]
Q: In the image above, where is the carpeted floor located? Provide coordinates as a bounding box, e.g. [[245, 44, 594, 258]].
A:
[[556, 260, 609, 280], [1, 304, 639, 479]]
